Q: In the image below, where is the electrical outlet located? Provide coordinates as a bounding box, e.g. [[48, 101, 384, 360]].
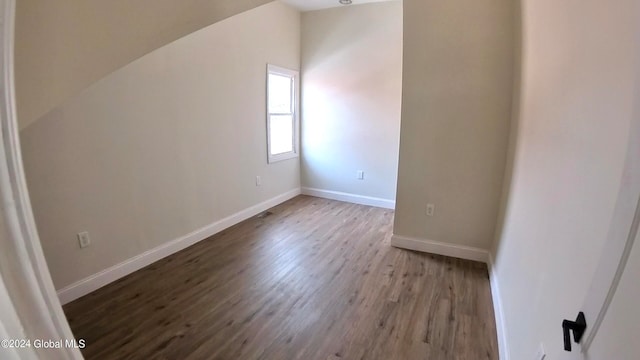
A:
[[357, 170, 364, 180], [77, 231, 91, 248], [426, 203, 435, 216], [535, 343, 546, 360], [256, 176, 261, 186]]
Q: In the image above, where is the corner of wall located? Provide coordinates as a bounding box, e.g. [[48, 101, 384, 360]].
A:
[[486, 2, 522, 357]]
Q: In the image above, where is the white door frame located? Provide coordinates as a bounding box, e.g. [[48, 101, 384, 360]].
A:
[[0, 0, 82, 358], [579, 66, 640, 352]]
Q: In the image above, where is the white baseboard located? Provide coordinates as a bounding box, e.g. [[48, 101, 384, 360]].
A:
[[57, 188, 301, 305], [488, 254, 509, 360], [390, 234, 490, 263], [301, 187, 395, 209]]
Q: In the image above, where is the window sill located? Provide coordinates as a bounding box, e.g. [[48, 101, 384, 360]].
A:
[[268, 152, 299, 164]]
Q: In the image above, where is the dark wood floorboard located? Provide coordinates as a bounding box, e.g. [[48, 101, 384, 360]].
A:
[[63, 195, 498, 360]]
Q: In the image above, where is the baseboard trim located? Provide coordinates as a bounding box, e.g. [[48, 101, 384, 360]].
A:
[[390, 234, 490, 263], [57, 188, 302, 305], [301, 187, 395, 209], [488, 254, 509, 360]]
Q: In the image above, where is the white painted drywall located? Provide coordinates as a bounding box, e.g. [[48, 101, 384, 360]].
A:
[[493, 0, 639, 358], [300, 1, 402, 203], [20, 2, 301, 290], [393, 0, 514, 249]]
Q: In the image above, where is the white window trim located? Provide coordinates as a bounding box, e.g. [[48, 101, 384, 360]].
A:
[[266, 64, 299, 164]]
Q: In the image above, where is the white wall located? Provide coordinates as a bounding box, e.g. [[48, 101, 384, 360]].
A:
[[300, 1, 402, 204], [393, 0, 514, 249], [493, 0, 639, 358], [20, 1, 301, 291]]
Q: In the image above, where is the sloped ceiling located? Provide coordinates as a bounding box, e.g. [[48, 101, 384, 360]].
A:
[[16, 0, 273, 130]]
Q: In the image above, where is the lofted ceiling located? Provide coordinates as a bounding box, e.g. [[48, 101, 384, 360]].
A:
[[280, 0, 397, 12]]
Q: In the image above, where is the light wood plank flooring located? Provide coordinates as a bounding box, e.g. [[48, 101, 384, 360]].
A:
[[64, 195, 498, 360]]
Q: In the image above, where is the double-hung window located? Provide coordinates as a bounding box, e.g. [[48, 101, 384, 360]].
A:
[[266, 64, 299, 163]]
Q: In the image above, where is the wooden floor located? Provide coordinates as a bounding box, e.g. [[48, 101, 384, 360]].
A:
[[64, 196, 497, 360]]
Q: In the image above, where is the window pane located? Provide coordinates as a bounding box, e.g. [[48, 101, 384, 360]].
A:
[[269, 115, 294, 155], [268, 74, 292, 113]]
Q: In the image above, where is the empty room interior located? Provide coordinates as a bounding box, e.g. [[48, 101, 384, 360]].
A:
[[3, 0, 640, 359]]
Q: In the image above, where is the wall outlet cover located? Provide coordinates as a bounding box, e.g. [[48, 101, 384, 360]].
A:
[[78, 231, 91, 248], [426, 203, 435, 216]]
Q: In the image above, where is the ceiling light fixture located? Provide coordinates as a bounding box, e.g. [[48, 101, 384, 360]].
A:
[[339, 0, 353, 5]]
